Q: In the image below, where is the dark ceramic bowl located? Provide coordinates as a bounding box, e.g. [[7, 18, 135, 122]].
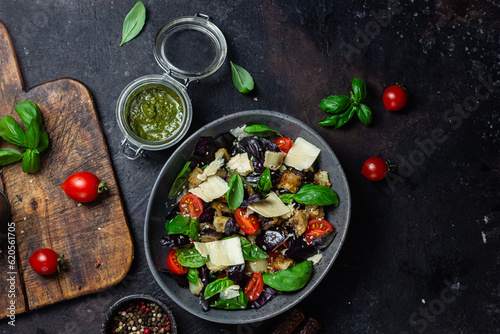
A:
[[144, 110, 351, 324], [101, 294, 178, 334]]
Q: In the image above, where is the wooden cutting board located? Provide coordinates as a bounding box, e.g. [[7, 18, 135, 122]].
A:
[[0, 21, 134, 318]]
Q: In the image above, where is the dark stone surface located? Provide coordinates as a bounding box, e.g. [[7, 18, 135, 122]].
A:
[[1, 0, 499, 333]]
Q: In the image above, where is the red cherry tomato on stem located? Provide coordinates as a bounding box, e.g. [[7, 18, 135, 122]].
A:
[[305, 219, 334, 244], [167, 250, 188, 275], [361, 157, 388, 181], [61, 171, 107, 203], [179, 194, 204, 218], [273, 137, 293, 153], [29, 248, 61, 275], [244, 272, 264, 301], [383, 85, 408, 111], [234, 208, 259, 235]]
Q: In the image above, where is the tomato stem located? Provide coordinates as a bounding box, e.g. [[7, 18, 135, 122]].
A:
[[98, 181, 108, 194]]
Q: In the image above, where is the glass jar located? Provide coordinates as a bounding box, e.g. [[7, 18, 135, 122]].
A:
[[116, 13, 227, 159]]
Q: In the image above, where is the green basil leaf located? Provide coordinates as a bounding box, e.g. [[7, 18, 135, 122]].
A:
[[168, 161, 192, 198], [14, 100, 42, 127], [204, 277, 234, 299], [351, 78, 367, 103], [230, 61, 254, 94], [255, 168, 272, 194], [211, 290, 248, 310], [279, 193, 294, 204], [21, 149, 40, 173], [356, 103, 372, 126], [317, 105, 355, 129], [262, 261, 312, 292], [319, 94, 351, 114], [25, 120, 40, 149], [292, 184, 339, 206], [120, 1, 146, 46], [239, 237, 268, 261], [244, 125, 282, 138], [187, 267, 199, 285], [0, 148, 23, 165], [36, 129, 50, 153], [165, 214, 199, 241], [176, 248, 208, 268], [226, 174, 244, 211], [0, 116, 27, 149]]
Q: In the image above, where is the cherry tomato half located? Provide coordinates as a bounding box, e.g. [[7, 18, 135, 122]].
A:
[[305, 219, 334, 244], [61, 171, 107, 203], [29, 248, 60, 275], [383, 85, 408, 111], [167, 250, 188, 275], [244, 272, 264, 301], [361, 157, 388, 181], [179, 194, 204, 218], [273, 137, 293, 153], [234, 208, 259, 235]]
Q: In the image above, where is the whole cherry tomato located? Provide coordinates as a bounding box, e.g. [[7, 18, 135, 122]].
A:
[[179, 194, 204, 218], [273, 137, 293, 153], [361, 157, 388, 181], [167, 250, 188, 275], [61, 172, 107, 203], [383, 84, 408, 111], [29, 248, 61, 275]]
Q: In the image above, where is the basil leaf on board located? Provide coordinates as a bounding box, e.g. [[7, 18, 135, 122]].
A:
[[165, 214, 199, 241], [21, 149, 40, 173], [25, 120, 40, 149], [0, 116, 27, 149], [255, 168, 272, 194], [317, 104, 355, 129], [168, 161, 192, 198], [239, 237, 268, 261], [211, 290, 248, 310], [226, 174, 244, 211], [0, 148, 23, 165], [262, 260, 312, 292], [292, 184, 339, 206], [319, 94, 351, 114], [176, 248, 208, 268], [187, 267, 199, 285], [15, 100, 42, 127], [244, 125, 282, 138], [351, 78, 367, 103], [230, 61, 254, 94], [37, 129, 50, 153], [356, 103, 372, 126], [278, 193, 294, 204], [120, 1, 146, 46], [204, 277, 234, 299]]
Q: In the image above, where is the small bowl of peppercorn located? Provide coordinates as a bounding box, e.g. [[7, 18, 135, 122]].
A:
[[102, 294, 177, 334]]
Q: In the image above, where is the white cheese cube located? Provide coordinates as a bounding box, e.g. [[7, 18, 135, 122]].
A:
[[263, 151, 286, 170], [226, 153, 254, 176], [220, 285, 241, 300], [284, 137, 321, 170], [194, 237, 245, 266], [189, 175, 229, 202]]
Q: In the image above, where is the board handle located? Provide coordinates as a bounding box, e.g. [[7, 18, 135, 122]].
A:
[[0, 21, 24, 94]]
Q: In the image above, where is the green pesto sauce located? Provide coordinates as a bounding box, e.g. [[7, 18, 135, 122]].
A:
[[127, 85, 183, 141]]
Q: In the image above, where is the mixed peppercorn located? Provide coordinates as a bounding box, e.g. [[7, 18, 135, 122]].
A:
[[109, 300, 171, 334]]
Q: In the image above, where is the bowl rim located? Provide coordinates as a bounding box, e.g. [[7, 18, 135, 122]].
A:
[[101, 293, 178, 334], [144, 110, 351, 324]]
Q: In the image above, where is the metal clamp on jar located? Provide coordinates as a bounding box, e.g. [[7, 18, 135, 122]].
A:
[[116, 13, 227, 160]]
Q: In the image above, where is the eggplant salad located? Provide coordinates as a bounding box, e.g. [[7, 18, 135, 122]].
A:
[[159, 124, 339, 311]]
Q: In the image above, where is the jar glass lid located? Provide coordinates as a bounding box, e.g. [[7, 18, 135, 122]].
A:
[[153, 14, 227, 82]]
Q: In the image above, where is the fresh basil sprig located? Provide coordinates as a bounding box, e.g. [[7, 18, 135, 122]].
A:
[[0, 100, 49, 173], [226, 173, 244, 211], [230, 62, 254, 94], [175, 248, 207, 268], [211, 290, 248, 309], [255, 168, 272, 194], [244, 125, 282, 138], [165, 214, 199, 241], [279, 184, 339, 206], [204, 277, 234, 299], [168, 161, 192, 198], [120, 1, 146, 46], [262, 260, 312, 292], [239, 237, 269, 261], [187, 268, 199, 285], [318, 78, 372, 129]]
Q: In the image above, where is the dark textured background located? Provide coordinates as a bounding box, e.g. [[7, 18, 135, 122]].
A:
[[1, 0, 499, 333]]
